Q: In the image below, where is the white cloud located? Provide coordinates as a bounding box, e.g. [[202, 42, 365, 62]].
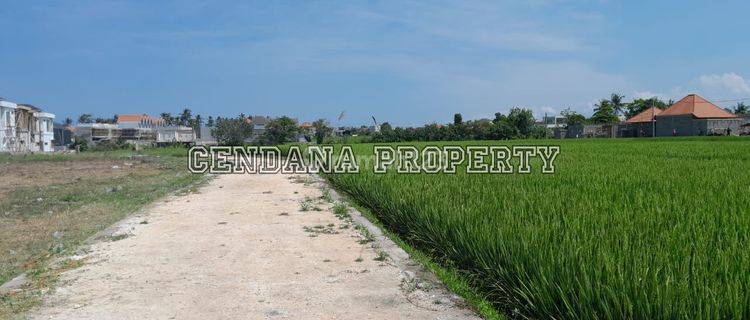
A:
[[696, 73, 750, 95], [541, 106, 557, 114], [341, 1, 591, 53], [632, 91, 672, 100]]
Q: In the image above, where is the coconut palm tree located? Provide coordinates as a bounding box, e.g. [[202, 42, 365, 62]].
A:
[[179, 108, 193, 126], [610, 93, 626, 117]]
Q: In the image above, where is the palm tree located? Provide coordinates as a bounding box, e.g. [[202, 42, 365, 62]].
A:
[[160, 113, 173, 126], [610, 93, 626, 117], [591, 99, 618, 124], [179, 108, 192, 126]]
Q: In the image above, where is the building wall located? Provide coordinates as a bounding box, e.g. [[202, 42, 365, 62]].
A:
[[619, 122, 657, 137], [196, 126, 216, 145], [654, 115, 694, 136], [0, 103, 17, 152], [15, 108, 38, 152], [655, 115, 741, 136], [705, 119, 742, 136], [36, 114, 55, 152], [156, 126, 195, 143]]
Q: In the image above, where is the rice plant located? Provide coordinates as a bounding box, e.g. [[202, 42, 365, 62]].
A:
[[324, 137, 750, 319]]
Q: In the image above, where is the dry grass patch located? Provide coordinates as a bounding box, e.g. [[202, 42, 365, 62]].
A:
[[0, 148, 203, 317]]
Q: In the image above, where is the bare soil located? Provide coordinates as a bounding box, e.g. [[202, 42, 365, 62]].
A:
[[0, 158, 160, 198], [26, 172, 480, 319]]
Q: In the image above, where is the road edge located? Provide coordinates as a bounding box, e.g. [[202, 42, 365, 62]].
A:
[[312, 174, 504, 320]]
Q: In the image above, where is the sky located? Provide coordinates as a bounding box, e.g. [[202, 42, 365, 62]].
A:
[[1, 0, 749, 126]]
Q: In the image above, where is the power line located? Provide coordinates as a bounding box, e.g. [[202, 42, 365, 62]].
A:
[[711, 97, 750, 103]]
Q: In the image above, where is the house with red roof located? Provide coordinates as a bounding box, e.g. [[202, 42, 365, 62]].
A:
[[620, 107, 663, 137], [622, 94, 741, 137], [653, 94, 740, 136]]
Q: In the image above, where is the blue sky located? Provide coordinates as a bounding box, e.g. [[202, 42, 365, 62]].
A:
[[1, 1, 749, 126]]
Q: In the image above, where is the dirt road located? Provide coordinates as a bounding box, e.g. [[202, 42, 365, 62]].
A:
[[28, 172, 479, 319]]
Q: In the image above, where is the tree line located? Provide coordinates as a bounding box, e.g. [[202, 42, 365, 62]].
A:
[[71, 94, 749, 146], [369, 108, 545, 143]]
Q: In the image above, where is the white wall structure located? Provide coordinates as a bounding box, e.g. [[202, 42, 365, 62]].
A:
[[0, 99, 56, 153], [0, 99, 18, 153], [34, 112, 55, 152], [156, 126, 196, 144]]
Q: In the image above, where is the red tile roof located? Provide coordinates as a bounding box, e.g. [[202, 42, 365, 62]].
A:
[[625, 107, 663, 124], [117, 114, 165, 125], [657, 94, 737, 119]]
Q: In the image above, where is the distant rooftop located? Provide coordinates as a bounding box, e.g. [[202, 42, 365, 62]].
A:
[[657, 94, 737, 119], [625, 107, 663, 124], [117, 114, 165, 125], [16, 104, 42, 112]]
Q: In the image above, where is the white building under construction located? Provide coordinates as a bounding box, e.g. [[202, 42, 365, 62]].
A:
[[0, 98, 55, 153]]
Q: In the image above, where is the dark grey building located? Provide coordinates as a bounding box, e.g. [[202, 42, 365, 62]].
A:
[[653, 94, 740, 136]]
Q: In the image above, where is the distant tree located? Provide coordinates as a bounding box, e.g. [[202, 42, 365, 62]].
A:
[[506, 108, 535, 137], [529, 124, 548, 139], [380, 122, 392, 133], [179, 108, 192, 126], [312, 119, 333, 144], [211, 118, 254, 146], [492, 112, 507, 125], [453, 113, 463, 125], [625, 97, 668, 118], [94, 117, 115, 124], [561, 108, 586, 126], [733, 102, 749, 115], [64, 117, 73, 126], [206, 116, 215, 127], [420, 123, 444, 141], [465, 119, 493, 140], [490, 121, 516, 140], [260, 116, 299, 145], [591, 99, 619, 124], [78, 114, 93, 124], [610, 93, 626, 116], [160, 113, 173, 126]]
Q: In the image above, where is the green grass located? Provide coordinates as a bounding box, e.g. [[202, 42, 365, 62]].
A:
[[323, 137, 750, 319]]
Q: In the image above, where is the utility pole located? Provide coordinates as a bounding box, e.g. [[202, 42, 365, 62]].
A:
[[651, 99, 656, 137]]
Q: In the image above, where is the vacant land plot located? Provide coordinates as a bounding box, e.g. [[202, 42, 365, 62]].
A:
[[324, 137, 750, 319], [0, 148, 203, 316]]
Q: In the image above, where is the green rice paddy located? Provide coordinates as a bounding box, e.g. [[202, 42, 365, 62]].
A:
[[324, 137, 750, 319]]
